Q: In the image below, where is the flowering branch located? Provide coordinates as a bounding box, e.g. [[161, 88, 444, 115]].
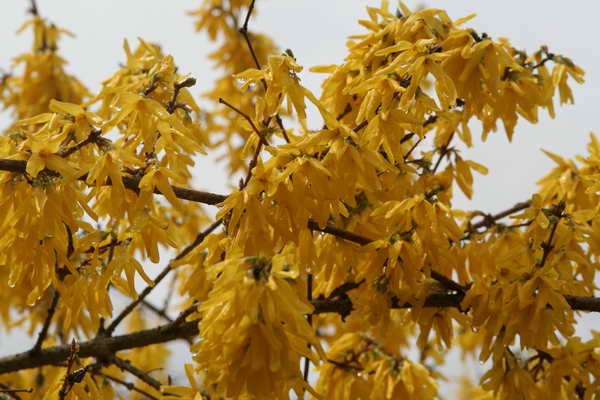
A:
[[103, 219, 222, 336]]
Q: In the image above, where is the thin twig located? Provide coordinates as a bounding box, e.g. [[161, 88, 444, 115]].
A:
[[58, 129, 101, 158], [57, 341, 80, 399], [303, 273, 313, 388], [104, 219, 222, 336], [141, 300, 172, 323], [241, 0, 256, 32], [94, 372, 159, 400], [219, 98, 268, 146], [353, 120, 368, 132], [432, 131, 455, 174], [31, 290, 60, 353], [172, 302, 199, 326], [161, 273, 178, 313], [238, 0, 266, 91], [111, 356, 163, 390], [243, 137, 264, 187], [0, 383, 32, 399], [28, 0, 39, 16], [167, 77, 197, 114], [275, 114, 290, 143], [0, 158, 228, 206], [403, 138, 422, 161], [218, 97, 268, 187], [463, 200, 532, 239], [538, 200, 565, 268], [2, 292, 600, 375]]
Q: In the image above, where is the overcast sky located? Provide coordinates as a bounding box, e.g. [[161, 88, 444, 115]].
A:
[[1, 0, 599, 392]]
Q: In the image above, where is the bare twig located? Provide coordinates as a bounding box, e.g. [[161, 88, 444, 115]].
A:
[[0, 383, 32, 399], [141, 300, 172, 323], [353, 120, 368, 132], [31, 290, 60, 353], [94, 371, 159, 400], [28, 0, 39, 16], [238, 0, 266, 91], [161, 273, 178, 314], [2, 292, 600, 375], [218, 98, 268, 146], [172, 302, 199, 326], [403, 138, 423, 161], [303, 273, 313, 388], [275, 114, 290, 143], [111, 356, 162, 390], [243, 136, 264, 187], [463, 200, 532, 239], [57, 341, 80, 399], [432, 131, 455, 174]]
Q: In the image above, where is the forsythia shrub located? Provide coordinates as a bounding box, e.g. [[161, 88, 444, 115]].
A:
[[0, 0, 596, 399]]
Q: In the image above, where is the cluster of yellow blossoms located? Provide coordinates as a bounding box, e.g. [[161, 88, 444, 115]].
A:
[[0, 1, 598, 399]]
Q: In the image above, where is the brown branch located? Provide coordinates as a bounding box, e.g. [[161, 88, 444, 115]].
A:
[[465, 201, 532, 237], [31, 290, 60, 353], [0, 158, 227, 206], [243, 136, 264, 188], [538, 200, 565, 268], [353, 120, 368, 132], [0, 384, 32, 399], [140, 300, 172, 323], [218, 97, 268, 187], [0, 319, 198, 374], [161, 273, 178, 315], [307, 219, 600, 313], [58, 129, 102, 158], [1, 292, 600, 375], [275, 114, 290, 144], [403, 138, 422, 161], [167, 77, 197, 114], [238, 0, 266, 92], [94, 371, 159, 400], [111, 356, 163, 391], [104, 219, 222, 336], [303, 273, 313, 387], [172, 303, 199, 326], [28, 0, 39, 16], [218, 98, 268, 146], [432, 131, 455, 174]]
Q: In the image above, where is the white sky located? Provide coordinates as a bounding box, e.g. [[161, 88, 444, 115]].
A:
[[1, 0, 599, 393]]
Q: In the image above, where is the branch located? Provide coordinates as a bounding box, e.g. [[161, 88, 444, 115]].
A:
[[464, 200, 532, 238], [58, 129, 102, 158], [111, 356, 162, 390], [166, 77, 197, 114], [432, 131, 455, 174], [303, 273, 313, 387], [237, 0, 266, 92], [28, 0, 39, 16], [0, 320, 198, 374], [104, 219, 222, 336], [31, 290, 60, 353], [218, 98, 268, 146], [538, 200, 566, 268], [1, 291, 600, 375], [0, 383, 32, 399], [0, 159, 227, 206], [93, 371, 159, 400]]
